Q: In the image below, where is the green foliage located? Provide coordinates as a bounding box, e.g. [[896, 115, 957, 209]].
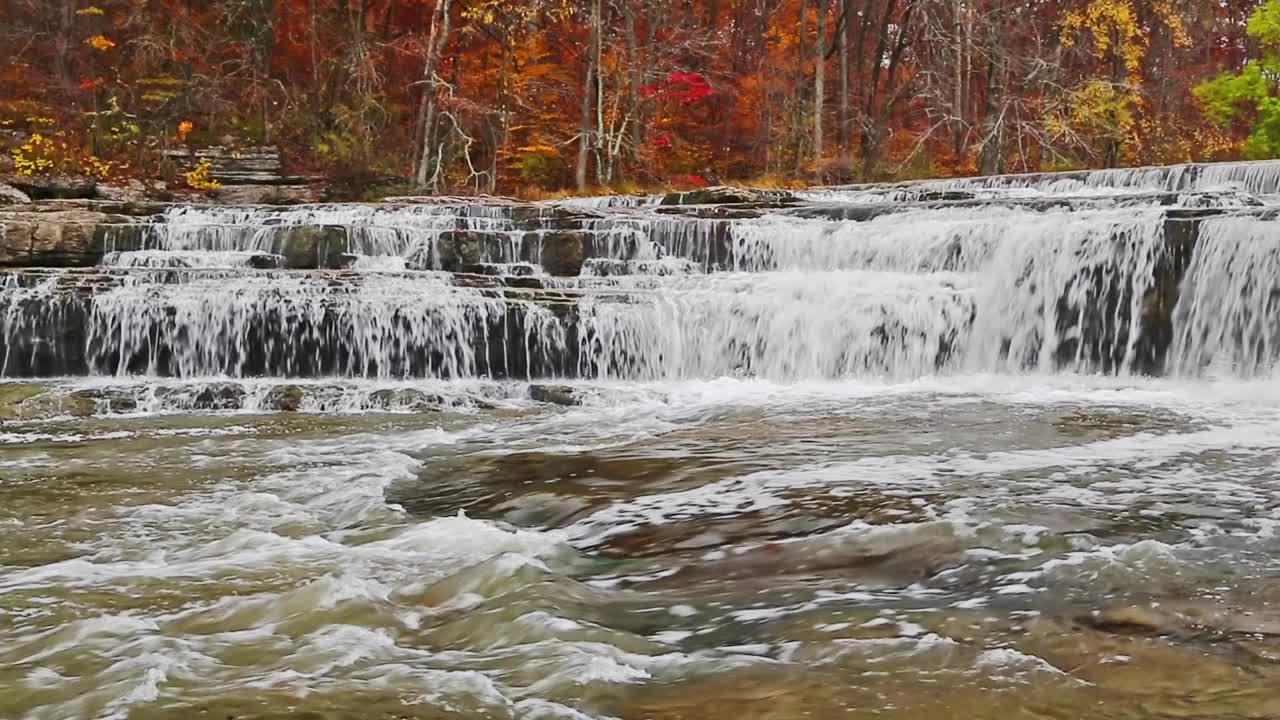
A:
[[1196, 0, 1280, 158], [1196, 64, 1269, 126], [513, 145, 566, 186], [1245, 97, 1280, 159], [1249, 0, 1280, 47], [315, 131, 357, 163]]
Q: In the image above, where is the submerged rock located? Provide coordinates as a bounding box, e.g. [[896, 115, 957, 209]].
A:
[[529, 384, 581, 406], [0, 383, 47, 419], [17, 389, 100, 418], [192, 383, 248, 410], [368, 388, 444, 412]]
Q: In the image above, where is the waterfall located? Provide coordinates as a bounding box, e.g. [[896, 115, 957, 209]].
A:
[[7, 160, 1280, 384], [802, 160, 1280, 203], [82, 273, 569, 379], [1168, 215, 1280, 378]]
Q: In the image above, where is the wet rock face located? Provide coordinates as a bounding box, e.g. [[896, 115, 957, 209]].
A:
[[271, 225, 351, 269], [191, 383, 248, 410], [536, 231, 589, 277], [266, 384, 305, 412]]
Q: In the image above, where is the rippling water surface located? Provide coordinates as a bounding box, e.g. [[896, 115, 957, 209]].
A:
[[5, 375, 1280, 719]]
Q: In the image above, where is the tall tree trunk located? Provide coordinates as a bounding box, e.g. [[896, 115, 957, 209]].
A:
[[623, 3, 643, 145], [795, 0, 809, 175], [814, 0, 825, 166], [859, 0, 897, 179], [576, 0, 600, 192], [54, 0, 75, 96], [978, 52, 1003, 175], [414, 0, 453, 189], [1104, 27, 1125, 168], [839, 0, 851, 153], [952, 0, 964, 155]]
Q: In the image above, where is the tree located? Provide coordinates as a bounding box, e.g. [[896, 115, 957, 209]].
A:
[[1196, 0, 1280, 159]]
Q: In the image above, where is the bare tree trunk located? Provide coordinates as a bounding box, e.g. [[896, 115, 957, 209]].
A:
[[576, 0, 600, 192], [54, 0, 75, 95], [979, 15, 1005, 176], [860, 0, 896, 178], [814, 0, 826, 166], [839, 0, 851, 154], [952, 0, 963, 154], [795, 0, 809, 175], [414, 0, 453, 189], [1104, 27, 1125, 168], [310, 0, 319, 90], [623, 3, 643, 145]]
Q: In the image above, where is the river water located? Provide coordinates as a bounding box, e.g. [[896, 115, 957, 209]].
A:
[[6, 165, 1280, 718]]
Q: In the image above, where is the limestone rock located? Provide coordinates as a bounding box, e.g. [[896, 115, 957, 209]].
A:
[[0, 182, 31, 205], [94, 180, 149, 203], [0, 209, 146, 266], [213, 184, 317, 205], [660, 186, 795, 206], [3, 175, 97, 200]]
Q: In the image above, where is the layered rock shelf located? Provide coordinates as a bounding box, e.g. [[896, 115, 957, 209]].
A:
[[5, 161, 1280, 387]]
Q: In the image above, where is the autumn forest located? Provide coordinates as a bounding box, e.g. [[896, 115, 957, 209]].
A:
[[2, 0, 1278, 197]]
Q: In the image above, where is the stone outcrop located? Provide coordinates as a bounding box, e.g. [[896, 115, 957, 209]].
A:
[[2, 175, 97, 200], [0, 183, 31, 205], [529, 384, 581, 406], [1, 209, 147, 266], [660, 186, 796, 207]]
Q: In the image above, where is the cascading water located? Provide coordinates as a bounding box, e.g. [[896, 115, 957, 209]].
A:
[[1167, 213, 1280, 377], [5, 160, 1280, 387]]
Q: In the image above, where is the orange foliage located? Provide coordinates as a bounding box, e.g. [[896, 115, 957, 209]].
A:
[[0, 0, 1264, 192]]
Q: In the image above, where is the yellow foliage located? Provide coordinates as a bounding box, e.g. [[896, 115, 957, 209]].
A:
[[184, 158, 221, 190], [76, 6, 106, 16], [81, 155, 125, 180], [177, 120, 194, 142], [1061, 0, 1189, 81], [1043, 80, 1143, 161], [86, 35, 116, 51], [11, 134, 57, 176]]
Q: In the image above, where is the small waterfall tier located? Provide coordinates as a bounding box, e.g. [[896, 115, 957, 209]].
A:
[[6, 161, 1280, 387]]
